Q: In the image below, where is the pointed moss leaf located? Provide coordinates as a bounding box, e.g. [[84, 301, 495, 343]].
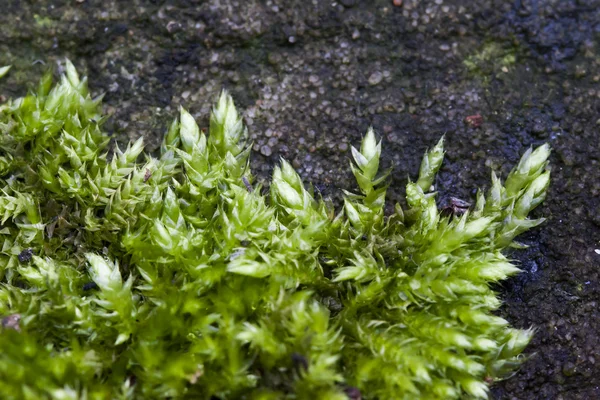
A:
[[86, 253, 122, 292], [461, 378, 489, 399], [351, 146, 368, 170], [529, 144, 551, 172], [210, 90, 246, 158], [161, 117, 180, 154], [227, 257, 270, 278], [179, 107, 201, 153], [416, 136, 444, 192], [505, 144, 551, 196], [0, 65, 11, 79], [65, 59, 81, 87], [360, 128, 379, 162], [529, 170, 550, 198]]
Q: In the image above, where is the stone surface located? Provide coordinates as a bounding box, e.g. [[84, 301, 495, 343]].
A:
[[1, 1, 600, 398]]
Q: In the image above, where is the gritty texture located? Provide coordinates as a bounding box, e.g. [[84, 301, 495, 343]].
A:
[[1, 0, 599, 398]]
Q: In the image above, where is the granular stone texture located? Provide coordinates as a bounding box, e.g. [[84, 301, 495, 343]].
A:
[[1, 1, 600, 398]]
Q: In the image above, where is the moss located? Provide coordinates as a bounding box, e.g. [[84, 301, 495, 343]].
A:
[[463, 42, 519, 76], [33, 14, 56, 29], [0, 62, 550, 399]]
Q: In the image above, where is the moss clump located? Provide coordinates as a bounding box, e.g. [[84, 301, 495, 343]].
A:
[[0, 62, 550, 399]]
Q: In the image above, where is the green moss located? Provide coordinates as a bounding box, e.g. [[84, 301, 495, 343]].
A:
[[33, 14, 56, 29], [0, 66, 10, 79], [0, 62, 550, 399], [464, 42, 518, 76]]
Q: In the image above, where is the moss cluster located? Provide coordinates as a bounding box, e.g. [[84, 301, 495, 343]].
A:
[[0, 62, 549, 399]]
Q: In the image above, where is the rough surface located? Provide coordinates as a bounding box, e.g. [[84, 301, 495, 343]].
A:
[[1, 0, 599, 398]]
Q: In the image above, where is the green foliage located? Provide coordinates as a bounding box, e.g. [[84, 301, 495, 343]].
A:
[[0, 62, 550, 399]]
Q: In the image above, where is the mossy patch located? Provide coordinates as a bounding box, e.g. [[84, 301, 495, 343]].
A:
[[0, 63, 550, 399], [464, 42, 518, 76]]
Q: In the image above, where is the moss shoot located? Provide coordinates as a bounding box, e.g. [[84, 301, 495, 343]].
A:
[[0, 62, 550, 399]]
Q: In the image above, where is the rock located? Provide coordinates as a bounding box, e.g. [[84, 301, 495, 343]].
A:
[[368, 71, 383, 86], [562, 362, 576, 377], [260, 145, 272, 156], [166, 21, 182, 34], [532, 122, 546, 136]]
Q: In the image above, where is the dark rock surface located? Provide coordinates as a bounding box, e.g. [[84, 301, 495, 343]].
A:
[[1, 1, 599, 398]]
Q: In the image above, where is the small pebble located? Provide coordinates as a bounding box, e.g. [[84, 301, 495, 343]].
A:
[[1, 314, 21, 332], [393, 0, 403, 6], [18, 248, 34, 263], [562, 362, 576, 377], [166, 21, 182, 33], [532, 123, 546, 135], [260, 145, 272, 157], [439, 44, 450, 51], [368, 71, 383, 86], [267, 52, 282, 66], [574, 65, 586, 78]]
